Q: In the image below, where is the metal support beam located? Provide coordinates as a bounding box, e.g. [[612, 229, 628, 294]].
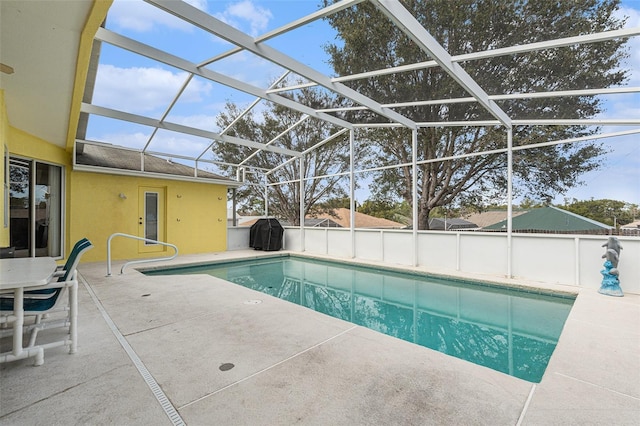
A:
[[319, 87, 640, 114], [506, 129, 513, 279], [81, 103, 302, 158], [239, 116, 309, 166], [264, 174, 269, 217], [146, 0, 417, 130], [277, 27, 640, 93], [265, 128, 350, 176], [196, 71, 291, 162], [207, 0, 366, 64], [370, 0, 512, 129], [411, 129, 418, 266], [349, 130, 356, 258], [299, 155, 305, 251], [95, 27, 352, 130]]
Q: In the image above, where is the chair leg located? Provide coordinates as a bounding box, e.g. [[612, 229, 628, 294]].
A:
[[34, 347, 44, 366], [68, 280, 78, 354], [27, 325, 40, 348]]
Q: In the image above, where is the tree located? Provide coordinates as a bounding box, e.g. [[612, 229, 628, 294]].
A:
[[323, 0, 628, 229], [311, 196, 352, 212], [212, 86, 362, 225], [561, 198, 638, 227], [358, 199, 412, 225]]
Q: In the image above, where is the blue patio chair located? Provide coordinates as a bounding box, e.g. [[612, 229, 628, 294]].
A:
[[24, 238, 90, 296], [0, 239, 93, 351]]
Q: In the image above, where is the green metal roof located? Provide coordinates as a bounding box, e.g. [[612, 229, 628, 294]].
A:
[[484, 206, 612, 231]]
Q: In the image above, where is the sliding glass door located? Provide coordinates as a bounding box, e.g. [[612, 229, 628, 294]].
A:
[[9, 157, 63, 258]]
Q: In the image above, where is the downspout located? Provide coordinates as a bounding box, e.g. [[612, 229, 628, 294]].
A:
[[232, 188, 237, 227]]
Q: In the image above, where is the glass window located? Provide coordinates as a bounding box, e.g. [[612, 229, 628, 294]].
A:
[[144, 191, 158, 243], [9, 158, 63, 258]]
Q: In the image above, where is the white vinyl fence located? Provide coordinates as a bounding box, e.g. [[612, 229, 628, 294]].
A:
[[228, 226, 639, 295]]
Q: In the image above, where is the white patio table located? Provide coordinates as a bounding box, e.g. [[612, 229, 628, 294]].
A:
[[0, 257, 57, 365]]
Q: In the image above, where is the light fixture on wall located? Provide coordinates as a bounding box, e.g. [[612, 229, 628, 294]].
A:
[[0, 63, 14, 75], [118, 193, 127, 199]]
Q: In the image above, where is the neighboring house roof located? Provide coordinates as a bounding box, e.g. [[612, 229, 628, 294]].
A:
[[311, 208, 405, 229], [238, 218, 260, 227], [236, 216, 286, 227], [275, 218, 343, 228], [484, 206, 613, 231], [463, 210, 528, 228], [621, 220, 640, 229], [304, 218, 342, 227], [75, 142, 238, 186], [227, 212, 267, 227], [236, 217, 343, 227], [237, 210, 404, 229], [428, 217, 479, 231]]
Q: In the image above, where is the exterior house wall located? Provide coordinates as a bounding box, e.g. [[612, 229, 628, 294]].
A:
[[5, 123, 72, 258], [3, 111, 229, 263], [7, 126, 69, 165], [69, 171, 228, 262]]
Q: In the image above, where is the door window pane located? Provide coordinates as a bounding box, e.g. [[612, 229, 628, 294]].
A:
[[145, 192, 158, 243], [35, 162, 62, 257], [9, 158, 30, 255]]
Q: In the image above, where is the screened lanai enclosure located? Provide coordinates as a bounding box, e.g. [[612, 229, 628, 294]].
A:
[[76, 0, 640, 290]]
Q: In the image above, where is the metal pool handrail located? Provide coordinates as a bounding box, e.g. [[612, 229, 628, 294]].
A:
[[107, 233, 178, 276]]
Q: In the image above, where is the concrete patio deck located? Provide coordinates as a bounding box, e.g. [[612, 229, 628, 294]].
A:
[[1, 250, 639, 425]]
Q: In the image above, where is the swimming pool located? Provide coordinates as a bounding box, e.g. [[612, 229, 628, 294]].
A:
[[145, 255, 574, 382]]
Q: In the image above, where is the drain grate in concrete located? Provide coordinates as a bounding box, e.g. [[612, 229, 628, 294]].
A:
[[83, 277, 185, 426]]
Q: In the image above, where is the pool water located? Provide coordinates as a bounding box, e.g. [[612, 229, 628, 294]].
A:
[[146, 256, 574, 383]]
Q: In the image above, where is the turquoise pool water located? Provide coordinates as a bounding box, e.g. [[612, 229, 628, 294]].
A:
[[145, 256, 574, 382]]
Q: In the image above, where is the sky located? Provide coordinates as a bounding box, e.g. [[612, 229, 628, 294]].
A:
[[87, 0, 640, 206]]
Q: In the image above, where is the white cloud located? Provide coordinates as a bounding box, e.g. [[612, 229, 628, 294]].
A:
[[93, 65, 213, 114], [206, 50, 285, 89], [94, 131, 150, 149], [598, 4, 640, 117], [184, 0, 208, 12], [108, 0, 207, 33], [170, 114, 219, 131], [89, 129, 212, 159], [214, 0, 273, 36], [554, 132, 640, 205], [574, 3, 640, 205], [616, 5, 640, 27]]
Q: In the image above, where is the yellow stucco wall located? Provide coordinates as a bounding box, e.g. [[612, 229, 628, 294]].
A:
[[69, 171, 228, 262], [3, 102, 230, 264], [7, 126, 70, 165]]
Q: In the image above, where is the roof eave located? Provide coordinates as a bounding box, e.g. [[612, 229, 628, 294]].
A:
[[73, 163, 242, 187]]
